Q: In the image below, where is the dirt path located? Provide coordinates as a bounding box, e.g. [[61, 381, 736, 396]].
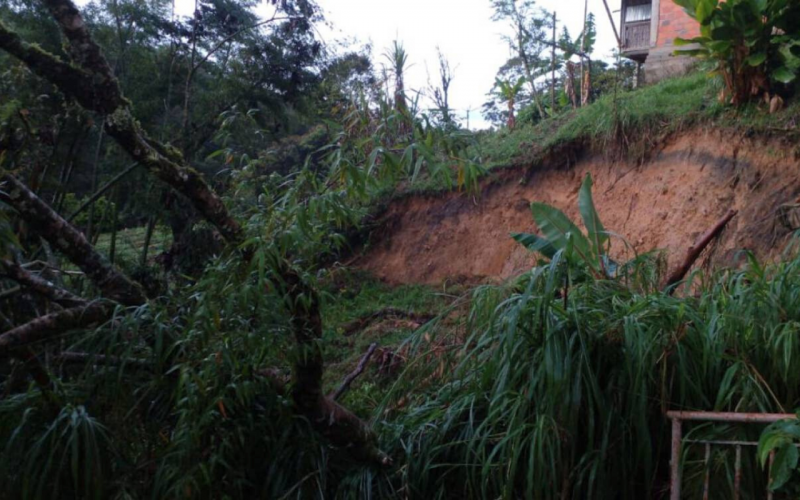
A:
[[356, 129, 800, 284]]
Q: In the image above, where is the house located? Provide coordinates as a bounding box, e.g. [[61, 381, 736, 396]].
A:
[[619, 0, 700, 82]]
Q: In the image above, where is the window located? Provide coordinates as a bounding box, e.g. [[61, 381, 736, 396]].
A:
[[625, 4, 652, 22]]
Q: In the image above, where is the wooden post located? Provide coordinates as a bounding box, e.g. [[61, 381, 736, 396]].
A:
[[601, 0, 622, 47], [551, 11, 557, 113], [579, 0, 588, 106], [670, 417, 682, 500]]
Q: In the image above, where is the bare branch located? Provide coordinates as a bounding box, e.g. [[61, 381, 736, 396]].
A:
[[330, 343, 378, 401], [56, 351, 150, 369], [342, 307, 434, 336], [191, 15, 299, 75], [67, 162, 139, 223]]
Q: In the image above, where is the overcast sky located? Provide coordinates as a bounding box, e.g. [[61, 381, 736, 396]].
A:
[[316, 0, 621, 128]]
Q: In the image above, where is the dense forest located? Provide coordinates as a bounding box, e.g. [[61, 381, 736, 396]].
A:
[[2, 0, 800, 498]]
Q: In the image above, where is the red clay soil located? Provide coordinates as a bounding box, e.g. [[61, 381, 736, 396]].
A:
[[355, 129, 800, 285]]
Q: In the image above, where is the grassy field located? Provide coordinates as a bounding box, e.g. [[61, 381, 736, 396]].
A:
[[94, 225, 172, 266]]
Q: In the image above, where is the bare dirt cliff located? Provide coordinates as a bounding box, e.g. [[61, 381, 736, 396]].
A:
[[356, 129, 800, 284]]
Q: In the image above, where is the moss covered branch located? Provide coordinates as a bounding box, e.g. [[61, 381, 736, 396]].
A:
[[0, 1, 244, 245], [0, 21, 116, 113], [0, 301, 113, 357], [1, 258, 87, 307]]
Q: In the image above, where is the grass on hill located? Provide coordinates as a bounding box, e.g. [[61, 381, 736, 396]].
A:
[[478, 70, 800, 170]]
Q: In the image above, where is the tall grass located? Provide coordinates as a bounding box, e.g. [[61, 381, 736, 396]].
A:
[[6, 234, 800, 498], [351, 243, 800, 499]]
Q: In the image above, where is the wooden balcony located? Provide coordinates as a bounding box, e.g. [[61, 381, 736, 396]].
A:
[[622, 20, 651, 60]]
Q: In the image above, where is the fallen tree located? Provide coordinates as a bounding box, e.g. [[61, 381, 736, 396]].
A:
[[0, 0, 390, 467]]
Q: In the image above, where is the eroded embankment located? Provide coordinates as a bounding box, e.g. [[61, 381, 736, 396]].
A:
[[356, 129, 800, 284]]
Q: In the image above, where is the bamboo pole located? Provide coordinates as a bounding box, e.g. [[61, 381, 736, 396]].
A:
[[580, 0, 589, 106]]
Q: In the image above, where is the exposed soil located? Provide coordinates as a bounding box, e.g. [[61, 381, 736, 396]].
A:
[[356, 129, 800, 285]]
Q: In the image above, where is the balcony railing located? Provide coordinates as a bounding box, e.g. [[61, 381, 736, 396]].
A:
[[622, 20, 651, 52], [668, 411, 798, 500]]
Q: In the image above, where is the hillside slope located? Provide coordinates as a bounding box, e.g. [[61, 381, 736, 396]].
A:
[[357, 128, 800, 284]]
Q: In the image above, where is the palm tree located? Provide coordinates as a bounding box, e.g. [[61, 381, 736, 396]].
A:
[[385, 41, 410, 116]]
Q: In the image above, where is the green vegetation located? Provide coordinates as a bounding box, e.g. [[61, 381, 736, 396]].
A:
[[478, 72, 719, 168], [320, 274, 448, 414], [674, 0, 800, 105], [3, 0, 800, 497]]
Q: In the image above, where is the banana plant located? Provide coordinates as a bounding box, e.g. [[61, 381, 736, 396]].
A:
[[758, 413, 800, 491], [511, 173, 612, 277], [494, 77, 525, 130], [673, 0, 800, 105]]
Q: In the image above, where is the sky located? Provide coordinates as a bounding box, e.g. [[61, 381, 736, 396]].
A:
[[315, 0, 622, 128]]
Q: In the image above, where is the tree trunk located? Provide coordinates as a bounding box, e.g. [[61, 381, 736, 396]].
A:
[[1, 258, 86, 307], [140, 215, 157, 267], [579, 0, 588, 106], [86, 128, 104, 242], [581, 59, 592, 107], [509, 2, 546, 119], [181, 0, 199, 149], [0, 302, 113, 357], [108, 186, 118, 264], [551, 12, 556, 113], [566, 61, 578, 109]]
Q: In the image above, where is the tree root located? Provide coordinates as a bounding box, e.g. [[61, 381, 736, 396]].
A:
[[342, 307, 434, 336], [330, 343, 378, 401]]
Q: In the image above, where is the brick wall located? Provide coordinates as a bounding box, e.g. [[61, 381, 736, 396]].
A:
[[656, 1, 700, 47]]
